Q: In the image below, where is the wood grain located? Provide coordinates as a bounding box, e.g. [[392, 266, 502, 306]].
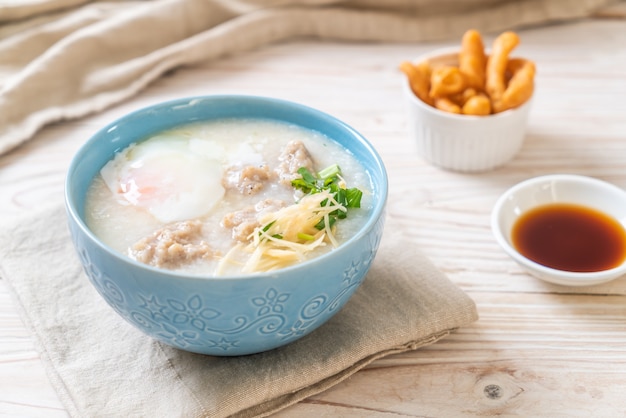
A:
[[1, 18, 626, 417]]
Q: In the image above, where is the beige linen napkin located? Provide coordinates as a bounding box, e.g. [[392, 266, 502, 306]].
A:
[[0, 0, 619, 155], [0, 203, 477, 417]]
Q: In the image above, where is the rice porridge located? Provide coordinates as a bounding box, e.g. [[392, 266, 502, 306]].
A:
[[85, 117, 373, 276]]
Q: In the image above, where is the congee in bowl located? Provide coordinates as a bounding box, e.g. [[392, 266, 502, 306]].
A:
[[85, 117, 372, 276], [65, 95, 388, 355]]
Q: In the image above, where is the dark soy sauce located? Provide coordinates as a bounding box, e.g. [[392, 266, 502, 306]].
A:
[[512, 203, 626, 272]]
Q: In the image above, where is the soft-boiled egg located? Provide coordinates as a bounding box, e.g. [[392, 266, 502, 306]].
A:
[[100, 135, 226, 223]]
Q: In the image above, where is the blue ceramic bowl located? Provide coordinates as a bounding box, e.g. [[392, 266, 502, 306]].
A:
[[65, 95, 388, 356]]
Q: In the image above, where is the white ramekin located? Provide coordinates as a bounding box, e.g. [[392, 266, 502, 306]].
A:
[[403, 48, 533, 173]]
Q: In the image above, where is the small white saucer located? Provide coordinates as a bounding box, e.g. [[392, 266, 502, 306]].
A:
[[491, 174, 626, 286]]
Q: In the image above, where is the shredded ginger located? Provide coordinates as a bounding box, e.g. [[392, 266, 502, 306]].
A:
[[218, 190, 345, 273]]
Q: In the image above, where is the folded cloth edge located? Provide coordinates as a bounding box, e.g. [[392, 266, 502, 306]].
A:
[[0, 244, 83, 418], [239, 329, 453, 418]]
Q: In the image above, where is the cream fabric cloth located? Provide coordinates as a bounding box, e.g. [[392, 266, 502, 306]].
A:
[[0, 0, 619, 155], [0, 204, 477, 417]]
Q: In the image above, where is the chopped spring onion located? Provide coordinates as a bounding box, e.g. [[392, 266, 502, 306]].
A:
[[218, 164, 364, 274], [291, 164, 363, 230]]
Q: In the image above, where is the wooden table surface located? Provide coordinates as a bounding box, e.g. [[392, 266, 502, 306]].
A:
[[1, 16, 626, 418]]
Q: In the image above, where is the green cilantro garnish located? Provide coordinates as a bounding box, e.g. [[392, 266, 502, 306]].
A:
[[291, 164, 363, 230]]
